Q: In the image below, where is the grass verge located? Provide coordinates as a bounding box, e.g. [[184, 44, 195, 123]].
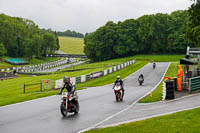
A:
[[84, 107, 200, 133], [139, 62, 179, 103]]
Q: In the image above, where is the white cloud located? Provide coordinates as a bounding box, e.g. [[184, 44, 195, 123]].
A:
[[0, 0, 192, 33]]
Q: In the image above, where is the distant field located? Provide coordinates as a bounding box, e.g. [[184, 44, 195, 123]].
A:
[[59, 36, 84, 55]]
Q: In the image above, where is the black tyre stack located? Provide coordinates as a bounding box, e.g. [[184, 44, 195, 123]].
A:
[[165, 79, 175, 99], [173, 78, 177, 91]]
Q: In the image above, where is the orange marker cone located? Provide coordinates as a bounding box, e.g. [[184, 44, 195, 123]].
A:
[[150, 90, 153, 97]]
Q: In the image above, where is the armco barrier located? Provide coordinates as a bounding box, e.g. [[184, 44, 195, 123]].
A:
[[55, 59, 135, 89], [189, 76, 200, 93]]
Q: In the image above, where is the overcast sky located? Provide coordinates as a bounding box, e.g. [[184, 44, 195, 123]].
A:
[[0, 0, 192, 33]]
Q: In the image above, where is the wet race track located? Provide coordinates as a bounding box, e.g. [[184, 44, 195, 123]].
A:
[[0, 63, 169, 133]]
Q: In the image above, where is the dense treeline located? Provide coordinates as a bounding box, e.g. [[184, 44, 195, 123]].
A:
[[43, 28, 84, 38], [188, 0, 200, 46], [0, 14, 59, 59], [84, 10, 195, 61], [57, 30, 84, 38]]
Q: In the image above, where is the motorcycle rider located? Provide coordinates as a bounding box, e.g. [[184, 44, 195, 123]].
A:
[[113, 75, 124, 98], [138, 74, 144, 83], [58, 76, 75, 95], [153, 62, 156, 69]]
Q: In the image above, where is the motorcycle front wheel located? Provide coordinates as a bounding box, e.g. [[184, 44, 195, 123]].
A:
[[60, 102, 67, 117], [74, 101, 80, 114]]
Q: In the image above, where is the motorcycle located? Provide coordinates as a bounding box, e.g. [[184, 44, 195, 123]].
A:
[[153, 63, 156, 69], [60, 91, 79, 117], [138, 77, 144, 86], [113, 82, 123, 102]]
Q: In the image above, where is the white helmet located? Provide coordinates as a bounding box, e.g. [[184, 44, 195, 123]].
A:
[[117, 75, 120, 79]]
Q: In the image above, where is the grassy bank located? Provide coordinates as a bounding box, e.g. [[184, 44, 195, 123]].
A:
[[85, 107, 200, 133], [59, 36, 84, 54], [0, 57, 141, 106], [139, 62, 179, 103]]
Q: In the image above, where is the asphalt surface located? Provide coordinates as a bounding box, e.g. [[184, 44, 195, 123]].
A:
[[97, 93, 200, 128], [0, 62, 169, 133]]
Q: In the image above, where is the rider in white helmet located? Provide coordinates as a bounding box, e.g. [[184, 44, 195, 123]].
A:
[[113, 75, 124, 97]]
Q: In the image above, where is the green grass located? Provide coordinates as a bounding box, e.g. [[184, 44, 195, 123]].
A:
[[0, 57, 61, 69], [134, 54, 184, 62], [59, 36, 84, 54], [85, 107, 200, 133], [139, 62, 179, 103], [0, 56, 138, 106]]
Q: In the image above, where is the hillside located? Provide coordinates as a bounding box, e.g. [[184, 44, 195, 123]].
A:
[[59, 36, 84, 55]]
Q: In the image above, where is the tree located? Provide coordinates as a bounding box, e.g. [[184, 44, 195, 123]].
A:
[[0, 13, 57, 58], [42, 32, 57, 55], [84, 10, 192, 61], [0, 43, 6, 57], [188, 0, 200, 47]]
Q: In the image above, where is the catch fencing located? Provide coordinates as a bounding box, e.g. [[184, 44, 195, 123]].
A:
[[189, 76, 200, 93]]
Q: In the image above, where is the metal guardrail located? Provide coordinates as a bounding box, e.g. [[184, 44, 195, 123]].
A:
[[189, 76, 200, 93], [43, 54, 87, 58]]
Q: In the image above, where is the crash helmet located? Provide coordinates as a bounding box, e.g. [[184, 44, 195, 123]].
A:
[[63, 76, 70, 83], [117, 75, 120, 80]]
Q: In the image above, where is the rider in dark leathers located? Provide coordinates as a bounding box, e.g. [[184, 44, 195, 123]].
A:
[[113, 76, 124, 97], [138, 74, 144, 84], [58, 76, 75, 95], [153, 62, 156, 69]]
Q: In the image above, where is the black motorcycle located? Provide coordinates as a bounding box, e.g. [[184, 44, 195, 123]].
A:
[[153, 63, 156, 69], [60, 92, 79, 117], [138, 77, 144, 86]]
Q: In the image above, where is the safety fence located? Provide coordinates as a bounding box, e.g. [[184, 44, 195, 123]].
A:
[[24, 79, 54, 93], [189, 76, 200, 93], [0, 58, 73, 72], [55, 60, 135, 89]]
